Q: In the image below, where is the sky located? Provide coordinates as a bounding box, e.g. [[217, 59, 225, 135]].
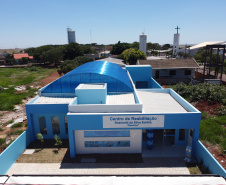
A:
[[0, 0, 225, 49]]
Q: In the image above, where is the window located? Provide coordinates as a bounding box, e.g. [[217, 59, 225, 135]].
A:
[[65, 116, 68, 134], [169, 70, 176, 76], [51, 116, 60, 134], [85, 141, 130, 147], [84, 130, 130, 137], [185, 70, 191, 75], [39, 116, 47, 134], [179, 129, 186, 141]]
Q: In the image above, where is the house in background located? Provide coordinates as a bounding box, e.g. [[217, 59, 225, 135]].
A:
[[0, 55, 6, 65], [138, 59, 199, 85], [13, 53, 33, 64]]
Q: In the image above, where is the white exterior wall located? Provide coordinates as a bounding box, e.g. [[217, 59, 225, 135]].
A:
[[139, 34, 147, 54], [153, 69, 195, 79], [173, 34, 180, 55], [75, 130, 142, 154]]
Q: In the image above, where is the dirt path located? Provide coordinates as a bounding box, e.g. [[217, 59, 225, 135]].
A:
[[40, 70, 62, 86]]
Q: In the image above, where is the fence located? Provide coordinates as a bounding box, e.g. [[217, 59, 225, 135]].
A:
[[0, 129, 32, 175], [195, 140, 226, 177]]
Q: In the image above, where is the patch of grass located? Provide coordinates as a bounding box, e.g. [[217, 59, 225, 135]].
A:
[[8, 129, 24, 136], [0, 67, 56, 111], [1, 139, 15, 150], [0, 113, 3, 117], [0, 138, 6, 146], [201, 112, 208, 120], [200, 116, 226, 152], [11, 122, 23, 128], [188, 166, 202, 174], [0, 127, 4, 131], [3, 119, 14, 126]]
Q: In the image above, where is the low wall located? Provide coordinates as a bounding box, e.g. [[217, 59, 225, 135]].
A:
[[0, 129, 32, 175], [195, 140, 226, 177], [155, 78, 191, 85]]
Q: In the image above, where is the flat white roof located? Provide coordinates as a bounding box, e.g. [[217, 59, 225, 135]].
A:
[[107, 93, 135, 104], [34, 96, 74, 104], [137, 90, 187, 113], [79, 84, 105, 89], [189, 41, 226, 50]]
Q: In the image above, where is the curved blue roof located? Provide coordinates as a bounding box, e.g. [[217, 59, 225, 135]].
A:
[[41, 61, 133, 93]]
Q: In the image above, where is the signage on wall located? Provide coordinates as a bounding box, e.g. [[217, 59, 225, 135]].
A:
[[103, 115, 164, 128]]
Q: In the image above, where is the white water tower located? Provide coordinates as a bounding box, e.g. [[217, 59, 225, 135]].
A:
[[67, 28, 76, 44], [139, 33, 147, 55]]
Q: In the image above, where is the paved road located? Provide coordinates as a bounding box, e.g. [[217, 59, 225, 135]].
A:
[[7, 157, 190, 175]]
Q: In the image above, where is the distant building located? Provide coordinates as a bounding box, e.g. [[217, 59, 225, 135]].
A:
[[13, 53, 33, 64], [188, 41, 226, 56], [139, 33, 147, 54], [138, 58, 199, 85], [0, 55, 6, 65], [100, 51, 111, 58], [67, 28, 76, 44]]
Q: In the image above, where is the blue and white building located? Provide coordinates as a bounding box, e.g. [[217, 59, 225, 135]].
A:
[[25, 61, 201, 158]]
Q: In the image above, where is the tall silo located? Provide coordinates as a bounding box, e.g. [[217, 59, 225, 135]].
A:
[[139, 33, 147, 54], [67, 28, 76, 44]]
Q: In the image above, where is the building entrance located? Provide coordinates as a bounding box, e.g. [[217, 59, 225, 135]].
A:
[[142, 129, 186, 157]]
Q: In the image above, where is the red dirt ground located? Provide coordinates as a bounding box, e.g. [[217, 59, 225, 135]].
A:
[[40, 71, 62, 86], [203, 142, 226, 169], [192, 101, 221, 116]]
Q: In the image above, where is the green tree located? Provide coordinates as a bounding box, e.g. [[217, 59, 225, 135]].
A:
[[58, 56, 94, 75], [24, 47, 36, 55], [177, 52, 185, 58], [147, 42, 153, 50], [62, 42, 84, 60], [5, 54, 15, 65], [110, 41, 130, 55], [37, 133, 44, 149], [121, 48, 147, 65], [54, 135, 62, 151], [19, 57, 29, 64], [131, 42, 139, 49], [40, 48, 64, 65], [162, 44, 171, 50], [152, 43, 161, 50], [33, 45, 54, 62], [80, 45, 92, 54], [154, 51, 159, 56]]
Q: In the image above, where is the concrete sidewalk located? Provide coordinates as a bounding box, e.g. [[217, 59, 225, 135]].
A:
[[7, 157, 190, 175]]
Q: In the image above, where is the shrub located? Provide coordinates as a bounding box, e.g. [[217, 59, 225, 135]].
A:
[[172, 83, 226, 105], [217, 105, 226, 116], [37, 133, 44, 148], [54, 135, 62, 149], [8, 129, 24, 136], [0, 138, 6, 146], [11, 122, 23, 128]]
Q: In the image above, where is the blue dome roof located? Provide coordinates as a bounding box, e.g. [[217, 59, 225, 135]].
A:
[[41, 61, 133, 93]]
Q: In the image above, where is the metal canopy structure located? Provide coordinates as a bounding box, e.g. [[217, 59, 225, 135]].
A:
[[41, 61, 133, 93], [203, 45, 225, 81]]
